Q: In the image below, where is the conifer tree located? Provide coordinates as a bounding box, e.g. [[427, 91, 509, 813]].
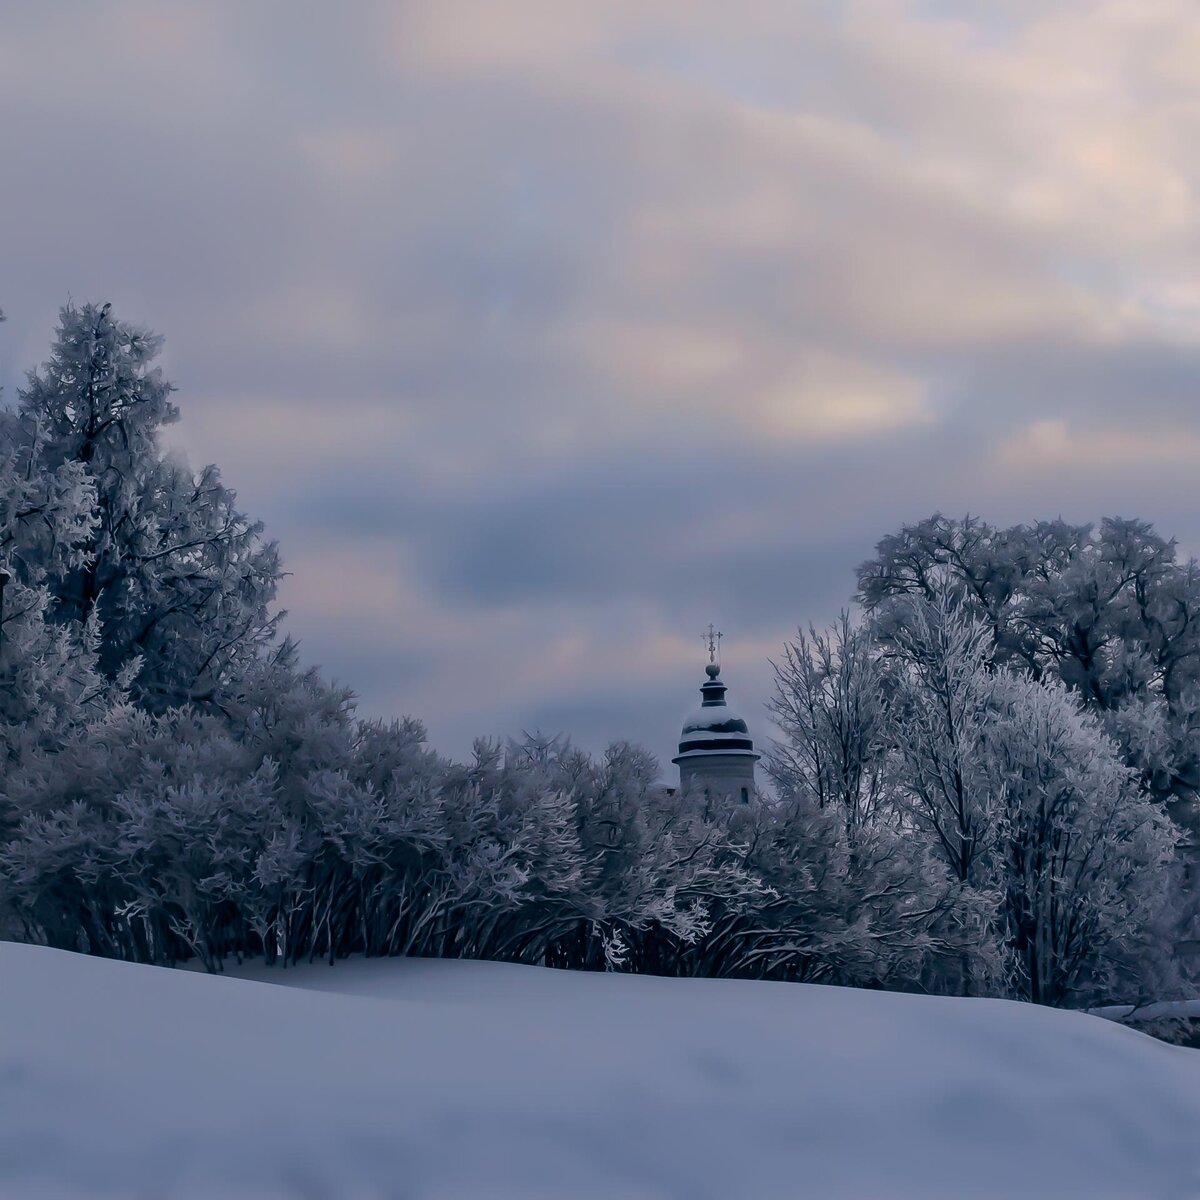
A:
[[14, 302, 283, 711]]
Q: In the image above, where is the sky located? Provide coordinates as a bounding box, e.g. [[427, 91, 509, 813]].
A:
[[3, 1, 1200, 771]]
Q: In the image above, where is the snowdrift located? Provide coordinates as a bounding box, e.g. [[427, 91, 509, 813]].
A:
[[2, 942, 1199, 1199]]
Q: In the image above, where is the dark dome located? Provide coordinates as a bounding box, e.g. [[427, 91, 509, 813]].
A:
[[672, 665, 757, 763]]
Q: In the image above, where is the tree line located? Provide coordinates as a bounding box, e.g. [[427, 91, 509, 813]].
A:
[[0, 303, 1195, 1018]]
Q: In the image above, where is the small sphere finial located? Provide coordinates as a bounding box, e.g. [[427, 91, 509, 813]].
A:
[[705, 663, 720, 679]]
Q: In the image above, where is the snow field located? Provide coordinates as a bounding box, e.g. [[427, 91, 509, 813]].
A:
[[2, 941, 1199, 1199]]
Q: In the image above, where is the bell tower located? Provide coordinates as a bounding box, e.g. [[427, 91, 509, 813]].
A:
[[672, 627, 758, 801]]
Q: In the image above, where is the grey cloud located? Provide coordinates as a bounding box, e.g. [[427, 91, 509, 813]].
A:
[[6, 1, 1200, 769]]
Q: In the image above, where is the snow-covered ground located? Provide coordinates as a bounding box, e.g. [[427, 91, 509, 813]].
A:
[[3, 943, 1200, 1200]]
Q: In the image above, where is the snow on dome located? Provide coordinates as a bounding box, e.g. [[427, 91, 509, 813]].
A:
[[680, 706, 750, 736]]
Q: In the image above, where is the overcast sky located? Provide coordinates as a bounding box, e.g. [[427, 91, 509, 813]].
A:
[[4, 1, 1200, 770]]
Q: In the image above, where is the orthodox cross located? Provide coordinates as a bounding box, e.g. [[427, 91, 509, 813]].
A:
[[702, 623, 723, 664]]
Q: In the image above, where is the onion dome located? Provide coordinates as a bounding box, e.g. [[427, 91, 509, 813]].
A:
[[672, 663, 759, 763]]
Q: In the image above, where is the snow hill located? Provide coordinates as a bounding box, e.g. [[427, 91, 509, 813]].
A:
[[3, 943, 1200, 1199]]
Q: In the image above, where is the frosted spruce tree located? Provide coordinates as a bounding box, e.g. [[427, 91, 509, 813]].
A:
[[14, 302, 283, 712]]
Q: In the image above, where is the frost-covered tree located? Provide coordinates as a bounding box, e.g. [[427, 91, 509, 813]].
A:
[[486, 735, 766, 975], [767, 615, 888, 826], [765, 595, 1186, 1005], [3, 303, 1191, 1006], [13, 302, 283, 711], [883, 596, 1001, 890], [859, 514, 1200, 984], [858, 514, 1200, 823], [0, 401, 128, 774], [873, 592, 1187, 1003], [764, 613, 995, 992], [985, 671, 1183, 1006]]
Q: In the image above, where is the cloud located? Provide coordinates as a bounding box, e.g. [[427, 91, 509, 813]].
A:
[[997, 419, 1200, 472], [5, 0, 1200, 768]]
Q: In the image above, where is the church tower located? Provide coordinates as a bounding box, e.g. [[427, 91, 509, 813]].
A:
[[672, 627, 759, 802]]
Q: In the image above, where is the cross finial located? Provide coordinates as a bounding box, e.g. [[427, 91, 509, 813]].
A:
[[702, 623, 723, 664]]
